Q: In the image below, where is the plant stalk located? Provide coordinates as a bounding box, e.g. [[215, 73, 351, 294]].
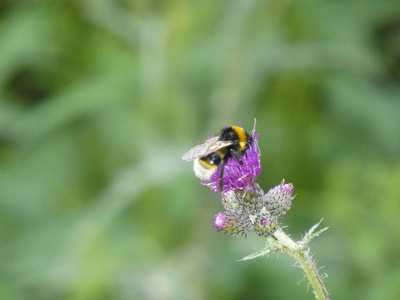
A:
[[273, 229, 330, 300]]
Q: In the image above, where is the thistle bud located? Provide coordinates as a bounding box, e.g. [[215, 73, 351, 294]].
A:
[[213, 211, 252, 237], [263, 180, 295, 216], [254, 213, 278, 237]]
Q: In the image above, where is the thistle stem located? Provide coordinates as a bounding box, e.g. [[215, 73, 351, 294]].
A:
[[273, 229, 330, 300]]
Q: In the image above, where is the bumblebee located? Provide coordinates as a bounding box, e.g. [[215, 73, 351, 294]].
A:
[[182, 126, 253, 190]]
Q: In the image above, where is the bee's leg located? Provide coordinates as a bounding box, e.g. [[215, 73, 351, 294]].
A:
[[230, 149, 243, 165], [219, 160, 226, 191]]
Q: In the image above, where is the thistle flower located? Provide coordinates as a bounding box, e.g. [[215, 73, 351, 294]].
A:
[[202, 133, 261, 193]]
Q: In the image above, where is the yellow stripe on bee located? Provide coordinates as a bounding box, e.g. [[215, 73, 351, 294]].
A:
[[232, 126, 247, 151], [199, 158, 218, 169]]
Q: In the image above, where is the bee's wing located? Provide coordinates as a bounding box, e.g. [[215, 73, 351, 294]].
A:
[[182, 137, 233, 161]]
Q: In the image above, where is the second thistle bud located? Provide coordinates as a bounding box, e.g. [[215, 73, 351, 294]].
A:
[[213, 211, 253, 237], [254, 212, 278, 238], [263, 180, 295, 217]]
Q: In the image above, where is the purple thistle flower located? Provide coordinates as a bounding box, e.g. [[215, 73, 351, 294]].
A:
[[202, 133, 261, 193]]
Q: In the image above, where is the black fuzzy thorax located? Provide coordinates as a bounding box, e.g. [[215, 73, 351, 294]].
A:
[[218, 127, 252, 155]]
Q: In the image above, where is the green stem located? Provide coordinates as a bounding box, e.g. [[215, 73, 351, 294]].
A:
[[273, 229, 330, 300]]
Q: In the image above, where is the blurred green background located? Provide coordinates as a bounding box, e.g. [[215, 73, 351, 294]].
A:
[[1, 0, 400, 299]]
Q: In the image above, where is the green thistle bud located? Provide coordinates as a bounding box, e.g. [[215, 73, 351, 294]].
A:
[[213, 211, 253, 237], [263, 180, 295, 217], [253, 209, 278, 237]]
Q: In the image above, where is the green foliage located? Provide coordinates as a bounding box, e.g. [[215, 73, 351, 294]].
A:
[[1, 0, 400, 299]]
